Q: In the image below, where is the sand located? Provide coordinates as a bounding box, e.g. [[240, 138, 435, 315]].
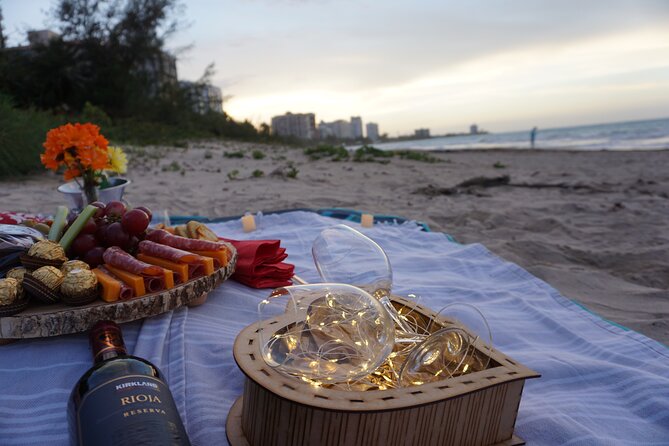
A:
[[1, 141, 668, 345]]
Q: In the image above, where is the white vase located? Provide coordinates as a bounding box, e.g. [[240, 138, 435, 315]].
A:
[[57, 178, 131, 210]]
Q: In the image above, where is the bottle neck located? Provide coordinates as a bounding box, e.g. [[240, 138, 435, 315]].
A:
[[89, 321, 128, 364]]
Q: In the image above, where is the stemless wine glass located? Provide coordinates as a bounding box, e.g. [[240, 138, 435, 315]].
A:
[[398, 303, 493, 387], [258, 283, 395, 384], [311, 224, 415, 335]]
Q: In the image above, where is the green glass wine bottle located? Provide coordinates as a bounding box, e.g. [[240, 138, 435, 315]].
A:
[[68, 321, 191, 445]]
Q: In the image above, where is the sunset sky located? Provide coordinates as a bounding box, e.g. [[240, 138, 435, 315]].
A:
[[4, 0, 669, 135]]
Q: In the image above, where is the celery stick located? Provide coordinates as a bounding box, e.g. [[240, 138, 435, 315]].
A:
[[48, 206, 69, 242], [59, 205, 97, 251]]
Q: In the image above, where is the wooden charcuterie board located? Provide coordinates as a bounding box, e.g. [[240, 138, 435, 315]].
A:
[[0, 248, 237, 340]]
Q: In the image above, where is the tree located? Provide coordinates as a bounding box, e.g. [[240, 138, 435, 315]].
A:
[[0, 5, 6, 49]]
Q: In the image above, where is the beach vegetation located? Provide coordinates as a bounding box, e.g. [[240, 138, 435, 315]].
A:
[[353, 145, 393, 163], [494, 161, 507, 169], [224, 150, 245, 158], [162, 161, 181, 172], [395, 150, 441, 163], [286, 163, 299, 179], [252, 169, 264, 178], [304, 144, 349, 161], [204, 150, 213, 159], [252, 150, 265, 160], [227, 169, 239, 180], [0, 94, 65, 177]]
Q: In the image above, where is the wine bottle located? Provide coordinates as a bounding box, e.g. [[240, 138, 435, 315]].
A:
[[68, 321, 191, 446]]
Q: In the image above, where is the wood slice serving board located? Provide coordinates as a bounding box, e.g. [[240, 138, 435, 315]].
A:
[[0, 249, 237, 339]]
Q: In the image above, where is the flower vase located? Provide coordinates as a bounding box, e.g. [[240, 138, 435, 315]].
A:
[[57, 178, 131, 210]]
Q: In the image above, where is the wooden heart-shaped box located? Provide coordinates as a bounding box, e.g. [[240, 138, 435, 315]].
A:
[[228, 296, 540, 446]]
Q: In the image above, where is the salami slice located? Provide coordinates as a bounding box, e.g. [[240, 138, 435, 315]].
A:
[[98, 265, 135, 300], [146, 229, 227, 251], [103, 247, 163, 277], [138, 240, 202, 264]]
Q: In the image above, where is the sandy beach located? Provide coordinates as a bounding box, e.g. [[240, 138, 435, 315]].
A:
[[1, 142, 667, 345]]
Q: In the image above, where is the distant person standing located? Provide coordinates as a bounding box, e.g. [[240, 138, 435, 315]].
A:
[[530, 127, 537, 148]]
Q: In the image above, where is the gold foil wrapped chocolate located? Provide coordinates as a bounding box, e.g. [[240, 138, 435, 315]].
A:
[[0, 278, 20, 305], [6, 267, 27, 299], [32, 266, 64, 290], [61, 269, 98, 299], [27, 240, 67, 261], [61, 260, 90, 275]]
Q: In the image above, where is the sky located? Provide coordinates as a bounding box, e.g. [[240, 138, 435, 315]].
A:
[[3, 0, 669, 135]]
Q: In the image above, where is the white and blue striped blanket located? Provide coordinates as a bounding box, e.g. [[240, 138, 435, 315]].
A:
[[0, 211, 667, 445]]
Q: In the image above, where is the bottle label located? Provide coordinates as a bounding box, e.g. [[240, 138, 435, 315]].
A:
[[77, 375, 190, 446]]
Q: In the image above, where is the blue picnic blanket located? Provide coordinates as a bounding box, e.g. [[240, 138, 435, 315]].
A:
[[0, 211, 667, 445]]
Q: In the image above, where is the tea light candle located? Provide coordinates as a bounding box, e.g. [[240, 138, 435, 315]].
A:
[[361, 213, 374, 228], [241, 214, 256, 232]]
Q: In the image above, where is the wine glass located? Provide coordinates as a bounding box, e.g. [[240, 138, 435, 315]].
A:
[[398, 303, 493, 387], [311, 224, 416, 335], [257, 283, 395, 384]]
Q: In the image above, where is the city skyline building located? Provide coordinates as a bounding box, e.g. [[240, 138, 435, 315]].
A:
[[271, 112, 317, 139], [351, 116, 363, 139], [366, 122, 379, 141]]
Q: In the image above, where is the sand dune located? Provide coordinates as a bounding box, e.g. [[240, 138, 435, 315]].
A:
[[1, 142, 667, 345]]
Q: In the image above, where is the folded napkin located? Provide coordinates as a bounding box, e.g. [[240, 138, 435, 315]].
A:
[[220, 238, 294, 289]]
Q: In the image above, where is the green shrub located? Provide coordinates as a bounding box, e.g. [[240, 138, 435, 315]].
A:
[[252, 169, 264, 178], [227, 169, 239, 180], [395, 150, 441, 163], [0, 95, 65, 177], [224, 150, 245, 158], [252, 150, 265, 160], [304, 144, 349, 161], [162, 161, 181, 172], [353, 145, 393, 163], [494, 161, 507, 169], [81, 102, 112, 129], [204, 150, 213, 159]]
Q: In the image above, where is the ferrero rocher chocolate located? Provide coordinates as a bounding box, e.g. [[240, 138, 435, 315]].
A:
[[6, 267, 27, 299], [61, 260, 90, 275], [27, 240, 67, 261], [32, 266, 64, 290], [61, 269, 98, 299], [0, 278, 20, 305]]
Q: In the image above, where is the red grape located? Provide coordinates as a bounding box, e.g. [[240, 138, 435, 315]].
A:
[[80, 218, 97, 235], [121, 209, 150, 236], [82, 246, 106, 268], [105, 222, 130, 248], [71, 234, 98, 257], [95, 223, 109, 245], [135, 206, 153, 221], [89, 201, 106, 218], [104, 201, 126, 220]]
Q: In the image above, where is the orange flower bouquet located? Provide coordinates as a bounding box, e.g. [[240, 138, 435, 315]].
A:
[[41, 123, 127, 205]]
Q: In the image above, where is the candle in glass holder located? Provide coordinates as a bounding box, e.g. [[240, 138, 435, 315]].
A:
[[241, 214, 256, 232]]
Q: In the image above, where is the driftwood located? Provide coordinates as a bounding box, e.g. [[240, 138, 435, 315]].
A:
[[415, 175, 607, 196]]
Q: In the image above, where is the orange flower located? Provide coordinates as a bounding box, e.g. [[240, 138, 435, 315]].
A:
[[41, 123, 110, 176]]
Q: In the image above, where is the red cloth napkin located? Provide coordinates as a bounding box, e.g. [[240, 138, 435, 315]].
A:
[[220, 238, 294, 289]]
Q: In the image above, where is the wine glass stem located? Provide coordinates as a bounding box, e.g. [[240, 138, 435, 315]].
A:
[[379, 295, 415, 333]]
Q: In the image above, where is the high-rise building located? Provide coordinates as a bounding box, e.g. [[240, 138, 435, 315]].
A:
[[319, 119, 354, 140], [470, 124, 479, 134], [366, 122, 380, 141], [351, 117, 363, 140], [271, 112, 317, 139], [179, 81, 223, 114], [414, 128, 430, 138]]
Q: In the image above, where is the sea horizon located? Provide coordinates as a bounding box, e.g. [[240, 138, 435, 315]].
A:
[[369, 117, 669, 152]]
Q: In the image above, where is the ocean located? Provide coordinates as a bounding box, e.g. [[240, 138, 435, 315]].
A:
[[372, 117, 669, 151]]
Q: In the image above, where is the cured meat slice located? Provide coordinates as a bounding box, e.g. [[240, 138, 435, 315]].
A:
[[146, 229, 227, 251], [103, 247, 163, 277], [138, 240, 201, 264]]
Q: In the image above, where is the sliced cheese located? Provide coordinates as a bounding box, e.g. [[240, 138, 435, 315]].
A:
[[104, 264, 146, 296], [137, 253, 189, 284], [92, 268, 121, 302]]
